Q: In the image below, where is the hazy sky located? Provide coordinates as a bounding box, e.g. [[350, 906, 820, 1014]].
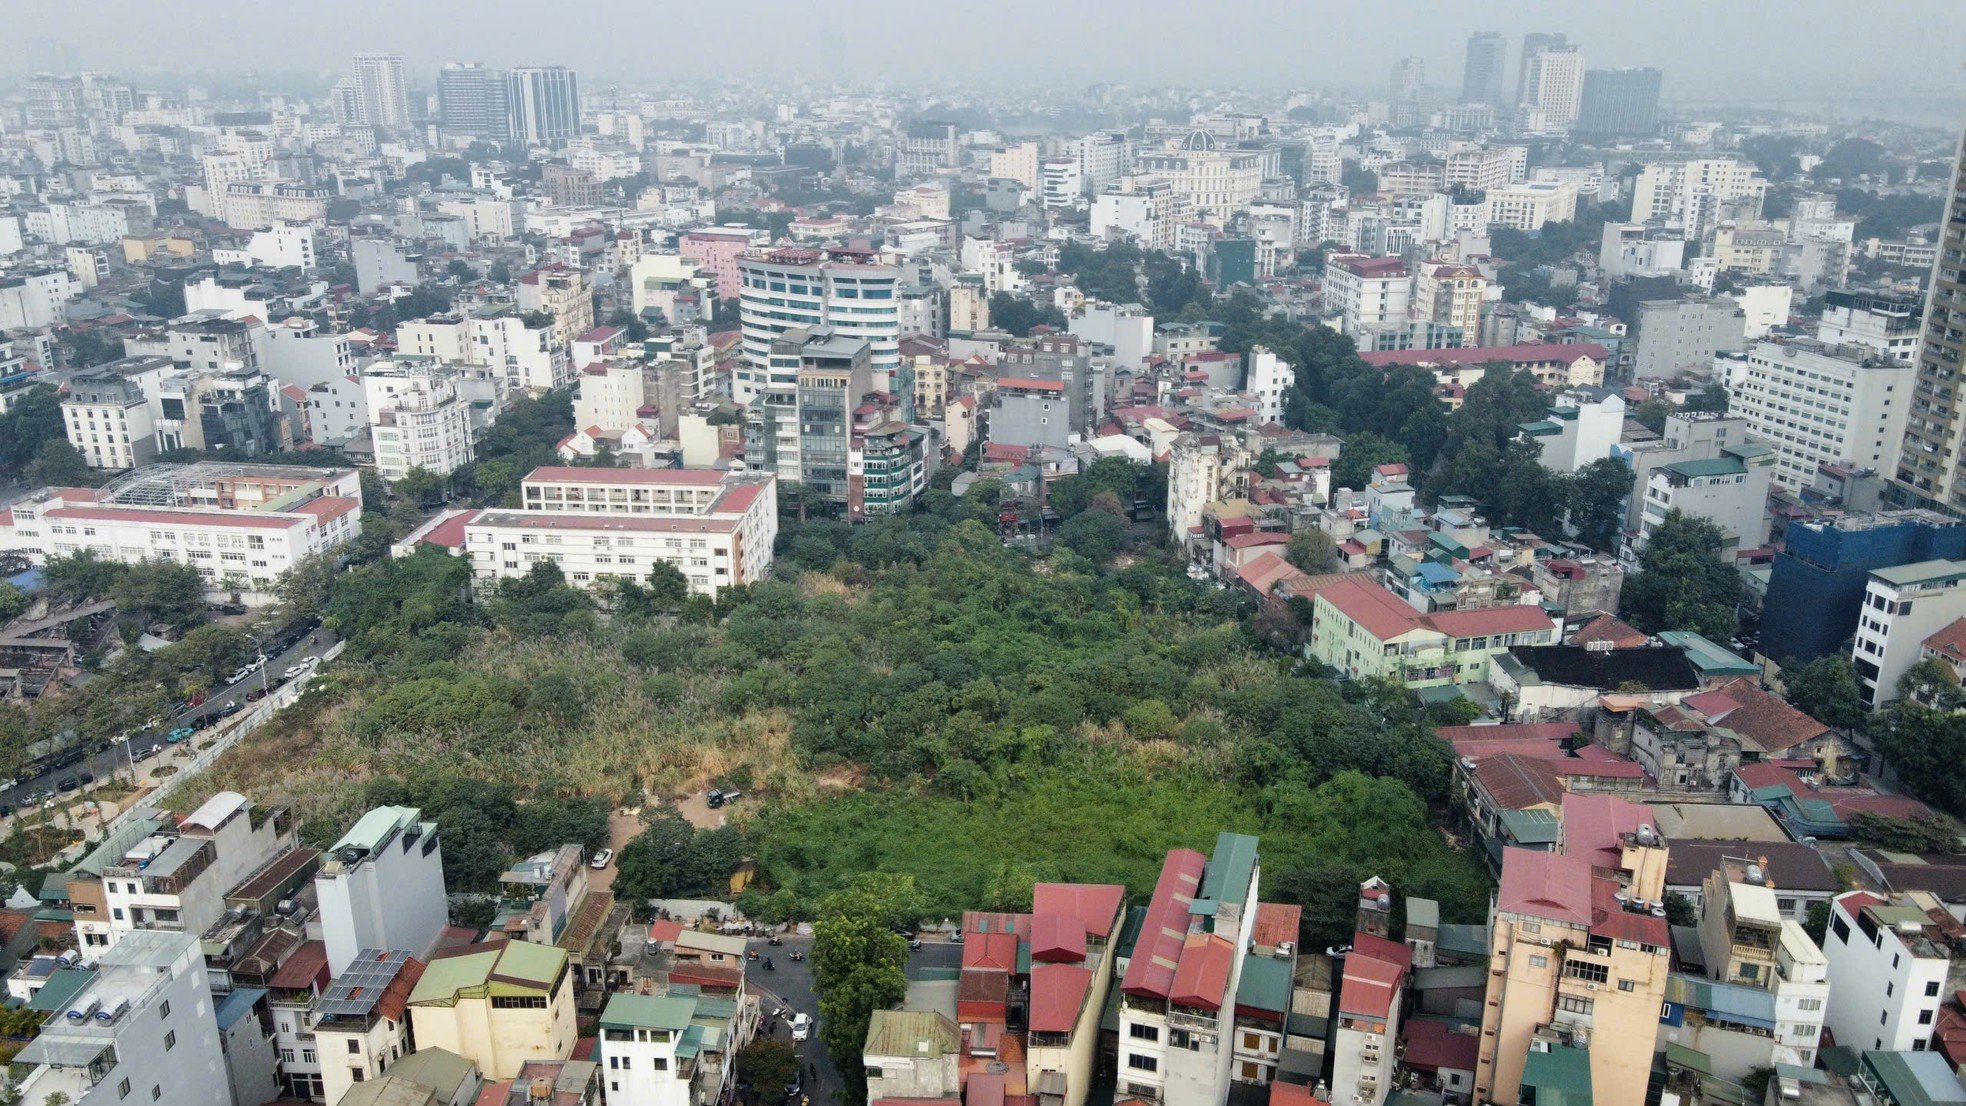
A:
[[4, 0, 1963, 108]]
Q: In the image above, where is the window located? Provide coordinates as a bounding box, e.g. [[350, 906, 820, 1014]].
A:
[[152, 1088, 160, 1102], [348, 1039, 360, 1053], [492, 995, 548, 1010], [1619, 980, 1636, 992], [164, 1030, 176, 1051], [1129, 1023, 1159, 1042], [1797, 998, 1823, 1012], [160, 999, 171, 1019], [1127, 1054, 1159, 1073], [352, 1071, 366, 1083], [119, 1078, 131, 1099], [1564, 959, 1609, 984], [281, 1050, 296, 1064], [1557, 995, 1594, 1015], [1928, 981, 1942, 997], [1922, 1010, 1936, 1025]]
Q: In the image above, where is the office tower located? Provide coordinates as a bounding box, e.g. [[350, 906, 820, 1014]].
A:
[[1575, 67, 1663, 137], [350, 52, 410, 129], [1523, 46, 1587, 128], [505, 65, 581, 146], [1894, 124, 1966, 511], [438, 62, 510, 139], [1389, 56, 1426, 103], [1462, 32, 1507, 104], [735, 247, 905, 407], [1516, 32, 1568, 103]]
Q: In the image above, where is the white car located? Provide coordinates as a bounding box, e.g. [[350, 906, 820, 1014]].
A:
[[282, 657, 319, 680], [589, 848, 613, 870], [789, 1013, 812, 1041]]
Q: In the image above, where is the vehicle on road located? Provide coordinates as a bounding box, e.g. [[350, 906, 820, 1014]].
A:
[[789, 949, 804, 962], [56, 776, 77, 792], [761, 957, 773, 971], [219, 700, 242, 717], [785, 1075, 802, 1100], [166, 727, 194, 744], [77, 771, 94, 786], [282, 657, 319, 680], [789, 1013, 812, 1041], [137, 744, 163, 761], [589, 848, 613, 869]]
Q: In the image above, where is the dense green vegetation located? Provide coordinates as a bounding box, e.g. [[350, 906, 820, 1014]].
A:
[[1621, 511, 1743, 642], [1871, 659, 1966, 818]]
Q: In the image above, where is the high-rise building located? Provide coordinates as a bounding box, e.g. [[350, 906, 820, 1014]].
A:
[[1389, 56, 1426, 103], [1575, 67, 1663, 137], [1522, 46, 1587, 129], [315, 805, 448, 977], [505, 65, 581, 146], [350, 53, 410, 129], [735, 247, 904, 406], [438, 62, 509, 140], [1462, 32, 1507, 105], [1893, 125, 1966, 511], [1516, 32, 1568, 103]]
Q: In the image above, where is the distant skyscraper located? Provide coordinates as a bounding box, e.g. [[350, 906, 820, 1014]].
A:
[[438, 62, 509, 140], [1523, 46, 1587, 129], [1516, 32, 1568, 104], [1893, 123, 1966, 510], [1390, 56, 1426, 103], [350, 52, 410, 129], [1462, 32, 1507, 105], [1575, 67, 1663, 137], [505, 66, 581, 146]]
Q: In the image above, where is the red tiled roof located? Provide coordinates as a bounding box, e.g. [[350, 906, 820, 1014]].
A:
[[524, 466, 728, 486], [1168, 933, 1234, 1011], [291, 495, 360, 524], [418, 508, 481, 550], [1030, 913, 1087, 963], [1471, 753, 1566, 811], [1032, 883, 1125, 941], [1270, 1084, 1331, 1106], [1028, 964, 1093, 1033], [1561, 792, 1657, 871], [1426, 604, 1555, 638], [1359, 342, 1610, 368], [1732, 761, 1806, 793], [1925, 618, 1966, 663], [1438, 723, 1578, 746], [270, 939, 330, 991], [1252, 902, 1302, 949], [1402, 1019, 1481, 1072], [1236, 551, 1312, 596], [963, 932, 1019, 973], [1569, 613, 1651, 648], [575, 326, 623, 343], [46, 505, 304, 530], [1121, 849, 1207, 1000], [1222, 531, 1290, 549], [984, 443, 1032, 464], [1682, 678, 1833, 754], [998, 377, 1064, 393], [1590, 874, 1669, 946]]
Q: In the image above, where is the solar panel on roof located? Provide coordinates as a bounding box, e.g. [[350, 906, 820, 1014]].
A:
[[315, 950, 410, 1020]]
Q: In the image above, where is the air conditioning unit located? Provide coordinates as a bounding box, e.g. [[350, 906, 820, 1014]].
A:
[[1588, 983, 1600, 991]]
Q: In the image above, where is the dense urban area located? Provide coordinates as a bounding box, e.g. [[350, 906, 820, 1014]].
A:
[[0, 16, 1963, 1106]]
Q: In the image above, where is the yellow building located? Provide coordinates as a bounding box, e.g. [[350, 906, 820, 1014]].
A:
[[407, 940, 577, 1080], [1476, 795, 1672, 1106]]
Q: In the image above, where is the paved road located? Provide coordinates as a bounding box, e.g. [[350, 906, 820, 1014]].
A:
[[0, 627, 336, 811], [746, 935, 964, 1105]]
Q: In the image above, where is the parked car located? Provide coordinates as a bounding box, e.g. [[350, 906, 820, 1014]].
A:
[[219, 700, 242, 717], [77, 771, 94, 786], [56, 776, 78, 793], [282, 657, 318, 680], [166, 727, 194, 744], [709, 789, 742, 808], [138, 744, 163, 761], [706, 788, 725, 808], [789, 1013, 812, 1041], [589, 848, 613, 870]]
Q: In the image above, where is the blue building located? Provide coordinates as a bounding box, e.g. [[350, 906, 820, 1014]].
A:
[[1761, 511, 1966, 665]]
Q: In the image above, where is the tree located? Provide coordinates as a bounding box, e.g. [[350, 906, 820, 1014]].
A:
[[811, 874, 913, 1105], [735, 1039, 800, 1105], [1331, 432, 1409, 491], [613, 806, 742, 907], [1568, 458, 1633, 553], [1620, 511, 1741, 642], [0, 583, 27, 624], [42, 551, 128, 606], [1872, 696, 1966, 817], [1057, 511, 1129, 565], [1781, 654, 1866, 732], [1285, 530, 1340, 575], [27, 439, 94, 487], [112, 559, 209, 630], [987, 292, 1067, 337]]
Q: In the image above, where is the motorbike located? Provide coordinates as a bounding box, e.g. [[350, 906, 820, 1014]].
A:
[[789, 949, 805, 962], [747, 948, 760, 961], [767, 935, 783, 946], [762, 957, 775, 971]]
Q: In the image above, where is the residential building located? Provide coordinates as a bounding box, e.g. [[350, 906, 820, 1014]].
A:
[[1040, 158, 1083, 210], [599, 992, 747, 1106], [1673, 859, 1830, 1072], [312, 949, 425, 1106], [541, 164, 603, 208], [1630, 159, 1767, 241], [216, 181, 333, 229], [505, 66, 580, 146], [1521, 45, 1586, 128], [316, 806, 448, 977], [62, 368, 158, 470], [1359, 343, 1609, 390], [438, 62, 509, 139], [1632, 442, 1777, 557], [1724, 339, 1913, 490], [1323, 255, 1411, 339], [1474, 796, 1672, 1106], [0, 462, 363, 602], [1852, 560, 1966, 710], [1092, 176, 1189, 252], [516, 266, 597, 346], [1517, 390, 1625, 473], [1075, 130, 1133, 195], [1245, 346, 1293, 426], [1600, 223, 1688, 279], [1487, 181, 1579, 231], [363, 360, 477, 482], [1574, 68, 1663, 137], [0, 268, 75, 330], [1331, 929, 1410, 1106], [988, 141, 1040, 190], [462, 468, 777, 597], [1463, 32, 1508, 104], [407, 941, 577, 1081], [864, 1010, 961, 1102], [1445, 147, 1522, 193], [67, 790, 291, 953], [1134, 132, 1268, 223], [1762, 511, 1966, 667], [1821, 890, 1951, 1053], [351, 53, 411, 129], [630, 253, 717, 325], [1304, 574, 1558, 689], [1116, 834, 1263, 1106], [10, 932, 226, 1106], [680, 226, 769, 303], [1818, 290, 1921, 364], [1894, 128, 1966, 510], [1411, 261, 1487, 347], [1631, 296, 1747, 380]]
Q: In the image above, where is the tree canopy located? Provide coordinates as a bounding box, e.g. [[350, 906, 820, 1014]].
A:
[[1620, 511, 1742, 642]]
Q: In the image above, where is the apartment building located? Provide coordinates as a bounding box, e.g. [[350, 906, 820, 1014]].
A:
[[1091, 175, 1189, 252], [465, 467, 777, 597], [864, 1010, 961, 1101], [1682, 860, 1829, 1070], [1632, 296, 1747, 380], [68, 791, 291, 953], [1411, 261, 1487, 347], [1821, 890, 1951, 1053], [1445, 147, 1523, 192], [1116, 833, 1262, 1106], [1894, 128, 1966, 510], [735, 247, 904, 406], [0, 462, 362, 602], [61, 368, 158, 470], [312, 949, 425, 1106], [598, 991, 748, 1106], [1633, 442, 1777, 558], [1331, 933, 1410, 1106], [1475, 796, 1672, 1106], [1852, 560, 1966, 710], [396, 313, 568, 394], [363, 359, 477, 482], [1630, 159, 1768, 240], [516, 266, 596, 346], [1817, 290, 1921, 364], [316, 806, 448, 977], [1723, 339, 1913, 490], [1518, 391, 1624, 474], [11, 932, 226, 1106], [1305, 574, 1558, 689], [408, 941, 577, 1081], [1323, 255, 1411, 338]]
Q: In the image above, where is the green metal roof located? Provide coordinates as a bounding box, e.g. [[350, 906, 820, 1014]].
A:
[[1665, 457, 1746, 479], [1665, 1044, 1713, 1075], [71, 819, 164, 878], [1407, 897, 1440, 929], [1519, 420, 1562, 436], [864, 1009, 960, 1058], [1521, 1046, 1595, 1106], [1657, 631, 1758, 676], [333, 806, 425, 853], [601, 994, 697, 1033], [408, 940, 565, 1004], [1863, 1050, 1966, 1106], [1202, 832, 1259, 908], [27, 968, 95, 1013], [408, 949, 499, 1004], [1872, 560, 1966, 588], [1234, 954, 1293, 1014], [1499, 808, 1563, 843], [386, 1048, 479, 1099]]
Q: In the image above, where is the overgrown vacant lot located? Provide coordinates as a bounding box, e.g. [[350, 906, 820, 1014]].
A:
[[185, 515, 1490, 944]]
